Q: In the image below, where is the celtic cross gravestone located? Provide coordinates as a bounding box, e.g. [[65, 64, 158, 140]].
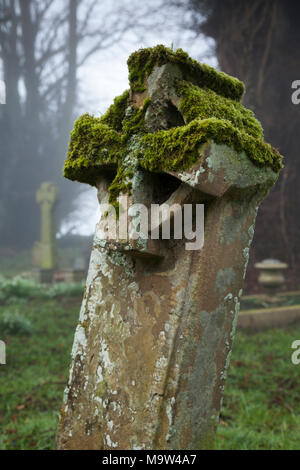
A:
[[57, 45, 282, 450]]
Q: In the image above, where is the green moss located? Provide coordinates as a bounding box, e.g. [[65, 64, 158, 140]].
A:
[[139, 118, 282, 173], [100, 89, 130, 131], [135, 78, 281, 174], [64, 96, 150, 203], [121, 98, 151, 139], [127, 44, 245, 101], [63, 44, 283, 199], [65, 113, 122, 166], [133, 77, 281, 174], [108, 165, 134, 216], [177, 81, 263, 139], [63, 113, 122, 185]]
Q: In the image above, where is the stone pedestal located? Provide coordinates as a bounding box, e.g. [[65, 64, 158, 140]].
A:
[[32, 268, 55, 284], [53, 269, 86, 283], [255, 259, 288, 300]]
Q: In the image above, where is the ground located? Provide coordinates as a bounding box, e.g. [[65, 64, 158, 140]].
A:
[[0, 280, 300, 450], [216, 325, 300, 449], [0, 288, 80, 450]]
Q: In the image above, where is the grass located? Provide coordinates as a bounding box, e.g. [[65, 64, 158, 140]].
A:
[[0, 276, 84, 303], [0, 235, 92, 278], [1, 280, 300, 449], [216, 325, 300, 449], [0, 250, 32, 277], [0, 292, 81, 449]]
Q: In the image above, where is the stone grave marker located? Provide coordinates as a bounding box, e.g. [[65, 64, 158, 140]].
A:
[[57, 45, 282, 450], [33, 181, 59, 283]]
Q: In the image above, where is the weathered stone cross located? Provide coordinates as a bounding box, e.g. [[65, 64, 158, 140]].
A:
[[57, 45, 282, 450], [35, 181, 59, 272]]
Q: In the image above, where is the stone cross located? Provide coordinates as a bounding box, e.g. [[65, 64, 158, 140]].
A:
[[35, 182, 59, 271], [0, 340, 5, 365], [57, 46, 282, 450]]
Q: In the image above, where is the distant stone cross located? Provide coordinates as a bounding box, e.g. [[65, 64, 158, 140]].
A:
[[36, 182, 59, 270]]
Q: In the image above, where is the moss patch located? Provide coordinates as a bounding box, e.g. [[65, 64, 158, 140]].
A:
[[64, 113, 122, 184], [63, 44, 283, 199], [108, 165, 134, 216], [101, 89, 130, 132], [63, 98, 150, 192], [138, 118, 282, 174], [128, 44, 245, 101], [177, 81, 263, 139]]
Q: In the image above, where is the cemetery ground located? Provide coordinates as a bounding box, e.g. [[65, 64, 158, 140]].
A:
[[0, 276, 300, 449]]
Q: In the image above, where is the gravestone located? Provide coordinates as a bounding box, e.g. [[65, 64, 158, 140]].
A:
[[33, 182, 59, 283], [57, 45, 282, 450]]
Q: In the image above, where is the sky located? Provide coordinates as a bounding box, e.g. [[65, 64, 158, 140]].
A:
[[59, 11, 217, 237]]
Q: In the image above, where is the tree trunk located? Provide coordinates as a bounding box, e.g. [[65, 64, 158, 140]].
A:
[[188, 0, 300, 288]]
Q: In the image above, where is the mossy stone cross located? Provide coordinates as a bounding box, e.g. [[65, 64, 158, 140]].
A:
[[57, 46, 282, 450]]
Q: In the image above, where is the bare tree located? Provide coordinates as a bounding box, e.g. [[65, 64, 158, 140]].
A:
[[0, 0, 140, 247]]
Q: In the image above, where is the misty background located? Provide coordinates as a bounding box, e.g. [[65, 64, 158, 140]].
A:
[[0, 0, 299, 291]]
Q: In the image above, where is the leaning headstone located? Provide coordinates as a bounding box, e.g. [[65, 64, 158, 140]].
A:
[[57, 45, 282, 450], [33, 182, 59, 283]]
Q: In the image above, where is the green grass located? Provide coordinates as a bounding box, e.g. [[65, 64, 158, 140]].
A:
[[0, 235, 92, 278], [216, 325, 300, 449], [0, 250, 32, 277], [1, 282, 300, 449], [0, 295, 81, 449], [0, 276, 84, 303]]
